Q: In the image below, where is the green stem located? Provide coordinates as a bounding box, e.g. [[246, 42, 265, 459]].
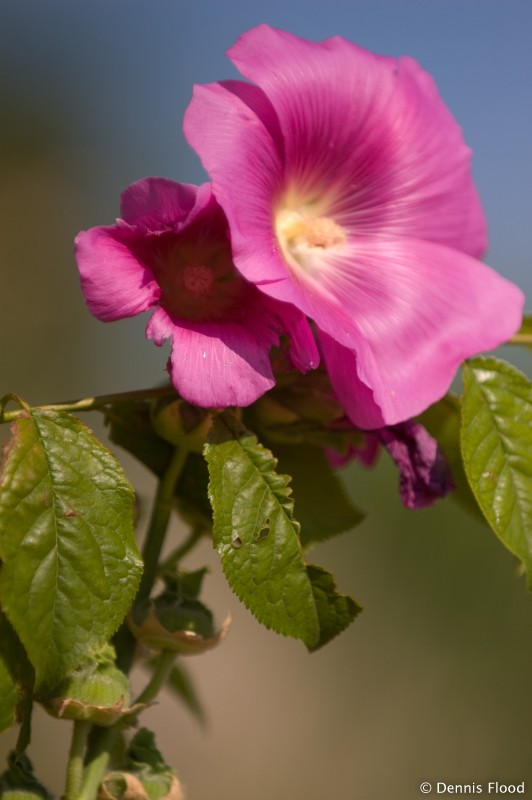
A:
[[158, 526, 204, 574], [509, 332, 532, 346], [64, 720, 91, 800], [135, 650, 176, 706], [135, 446, 190, 606], [76, 727, 117, 800], [14, 697, 32, 755], [0, 385, 176, 423]]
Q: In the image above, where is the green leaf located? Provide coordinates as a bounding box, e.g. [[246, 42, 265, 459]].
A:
[[164, 662, 205, 724], [205, 411, 360, 649], [461, 357, 532, 585], [419, 394, 485, 522], [271, 444, 364, 548], [0, 612, 33, 733], [0, 409, 143, 688], [306, 565, 362, 651], [0, 752, 54, 800]]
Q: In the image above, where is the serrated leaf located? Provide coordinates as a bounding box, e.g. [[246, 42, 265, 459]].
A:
[[0, 409, 143, 688], [271, 444, 364, 548], [461, 357, 532, 584], [205, 412, 360, 649], [419, 394, 485, 522], [306, 565, 362, 651]]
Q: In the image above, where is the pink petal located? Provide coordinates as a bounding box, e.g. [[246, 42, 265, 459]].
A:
[[75, 225, 160, 322], [319, 238, 524, 428], [120, 177, 198, 230], [228, 25, 487, 257], [146, 307, 276, 407], [183, 81, 294, 292]]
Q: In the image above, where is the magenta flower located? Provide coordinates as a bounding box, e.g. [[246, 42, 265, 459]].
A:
[[75, 178, 318, 407], [183, 25, 524, 428]]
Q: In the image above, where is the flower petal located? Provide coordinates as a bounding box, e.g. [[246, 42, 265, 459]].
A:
[[120, 177, 199, 231], [377, 421, 454, 509], [75, 225, 160, 322], [147, 307, 276, 407], [146, 291, 317, 407], [319, 238, 524, 428], [228, 24, 487, 256], [184, 81, 295, 292]]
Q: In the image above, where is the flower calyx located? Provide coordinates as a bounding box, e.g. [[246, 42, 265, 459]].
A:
[[129, 569, 231, 656], [38, 644, 145, 726]]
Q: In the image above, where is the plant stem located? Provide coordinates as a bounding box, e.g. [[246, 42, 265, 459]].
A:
[[135, 446, 190, 606], [158, 526, 204, 574], [509, 332, 532, 346], [135, 650, 176, 706], [64, 720, 91, 800], [0, 385, 176, 423], [76, 727, 117, 800]]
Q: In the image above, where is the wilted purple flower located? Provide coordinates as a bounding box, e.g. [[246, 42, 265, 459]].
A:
[[330, 420, 454, 509], [184, 25, 524, 428], [75, 178, 318, 407]]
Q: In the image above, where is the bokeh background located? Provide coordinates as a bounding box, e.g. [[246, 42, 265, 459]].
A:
[[1, 1, 532, 797]]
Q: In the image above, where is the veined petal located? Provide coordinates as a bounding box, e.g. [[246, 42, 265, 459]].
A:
[[318, 238, 525, 428], [75, 225, 160, 322], [120, 177, 199, 231], [184, 81, 297, 293], [228, 24, 487, 257], [147, 307, 275, 407]]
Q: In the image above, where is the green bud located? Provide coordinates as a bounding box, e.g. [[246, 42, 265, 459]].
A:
[[151, 398, 212, 453], [38, 645, 144, 725], [130, 593, 231, 656]]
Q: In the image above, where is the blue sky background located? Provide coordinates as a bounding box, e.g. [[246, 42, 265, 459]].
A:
[[1, 3, 532, 798]]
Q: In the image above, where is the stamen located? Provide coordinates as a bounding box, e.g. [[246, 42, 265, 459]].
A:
[[282, 214, 346, 249]]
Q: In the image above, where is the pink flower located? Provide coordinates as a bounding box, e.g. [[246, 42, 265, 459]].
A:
[[183, 25, 524, 429], [75, 178, 318, 407]]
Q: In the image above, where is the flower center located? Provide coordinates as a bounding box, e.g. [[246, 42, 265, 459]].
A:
[[152, 236, 245, 322], [182, 264, 214, 295], [275, 209, 346, 273]]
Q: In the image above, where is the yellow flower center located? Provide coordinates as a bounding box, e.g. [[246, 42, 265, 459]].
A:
[[275, 209, 346, 273]]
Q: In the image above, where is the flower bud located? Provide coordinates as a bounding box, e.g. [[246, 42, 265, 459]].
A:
[[39, 645, 144, 726], [151, 398, 212, 453]]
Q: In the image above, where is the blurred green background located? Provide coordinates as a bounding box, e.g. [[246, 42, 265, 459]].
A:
[[1, 1, 531, 797]]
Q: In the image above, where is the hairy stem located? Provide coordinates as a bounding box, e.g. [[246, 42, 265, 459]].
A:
[[64, 720, 91, 800], [76, 727, 117, 800]]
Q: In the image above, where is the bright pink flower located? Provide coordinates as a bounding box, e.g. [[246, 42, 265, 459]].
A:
[[183, 25, 524, 428], [75, 177, 318, 407]]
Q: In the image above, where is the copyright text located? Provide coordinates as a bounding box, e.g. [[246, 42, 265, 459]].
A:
[[419, 783, 526, 795]]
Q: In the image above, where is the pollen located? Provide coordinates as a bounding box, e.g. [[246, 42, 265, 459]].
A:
[[277, 210, 346, 256]]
